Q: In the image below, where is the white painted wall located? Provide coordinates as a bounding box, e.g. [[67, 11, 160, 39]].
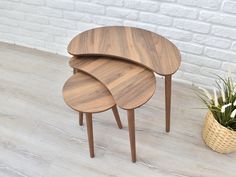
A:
[[0, 0, 236, 86]]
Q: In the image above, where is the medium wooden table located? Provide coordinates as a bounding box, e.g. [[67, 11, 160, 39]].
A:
[[67, 26, 181, 132], [70, 56, 156, 162]]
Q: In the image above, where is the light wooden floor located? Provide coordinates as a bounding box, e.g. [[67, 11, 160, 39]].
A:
[[0, 42, 235, 177]]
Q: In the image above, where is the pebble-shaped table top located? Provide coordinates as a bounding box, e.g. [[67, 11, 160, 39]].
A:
[[63, 71, 115, 113], [69, 56, 156, 110], [67, 26, 181, 76]]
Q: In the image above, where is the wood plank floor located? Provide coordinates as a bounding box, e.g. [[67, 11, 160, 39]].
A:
[[0, 42, 235, 177]]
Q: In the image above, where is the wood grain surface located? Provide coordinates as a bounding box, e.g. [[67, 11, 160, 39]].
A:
[[67, 26, 181, 76], [69, 56, 156, 110], [63, 71, 115, 113]]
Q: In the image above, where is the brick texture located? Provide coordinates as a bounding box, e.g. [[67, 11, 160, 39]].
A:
[[0, 0, 236, 86]]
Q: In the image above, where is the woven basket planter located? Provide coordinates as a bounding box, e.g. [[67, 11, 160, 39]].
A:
[[202, 111, 236, 153]]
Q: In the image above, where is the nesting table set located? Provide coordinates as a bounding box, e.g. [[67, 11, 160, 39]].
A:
[[62, 26, 181, 162]]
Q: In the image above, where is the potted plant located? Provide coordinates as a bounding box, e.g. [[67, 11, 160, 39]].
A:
[[198, 75, 236, 153]]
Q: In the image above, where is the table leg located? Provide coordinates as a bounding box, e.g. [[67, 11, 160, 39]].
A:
[[165, 75, 172, 133], [112, 106, 123, 129], [127, 109, 136, 162], [73, 68, 77, 74], [79, 112, 83, 126], [86, 113, 94, 158]]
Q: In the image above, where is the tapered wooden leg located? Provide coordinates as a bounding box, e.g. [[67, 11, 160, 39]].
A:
[[73, 68, 77, 74], [79, 112, 83, 126], [112, 106, 122, 129], [86, 113, 94, 158], [165, 75, 172, 133], [127, 109, 136, 162]]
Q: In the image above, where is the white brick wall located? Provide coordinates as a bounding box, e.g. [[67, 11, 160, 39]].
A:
[[0, 0, 236, 86]]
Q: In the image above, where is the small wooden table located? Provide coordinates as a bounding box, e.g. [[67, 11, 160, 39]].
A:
[[63, 71, 123, 158], [67, 26, 181, 132]]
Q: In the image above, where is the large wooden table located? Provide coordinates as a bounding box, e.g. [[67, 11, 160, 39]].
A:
[[67, 26, 181, 132]]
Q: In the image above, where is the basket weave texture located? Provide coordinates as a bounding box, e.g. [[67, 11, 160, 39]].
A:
[[202, 111, 236, 153]]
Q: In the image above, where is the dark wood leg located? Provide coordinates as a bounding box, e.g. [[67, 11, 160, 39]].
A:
[[112, 106, 122, 129], [127, 109, 136, 162], [73, 68, 77, 74], [165, 75, 172, 133], [86, 113, 94, 158], [79, 112, 83, 126]]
